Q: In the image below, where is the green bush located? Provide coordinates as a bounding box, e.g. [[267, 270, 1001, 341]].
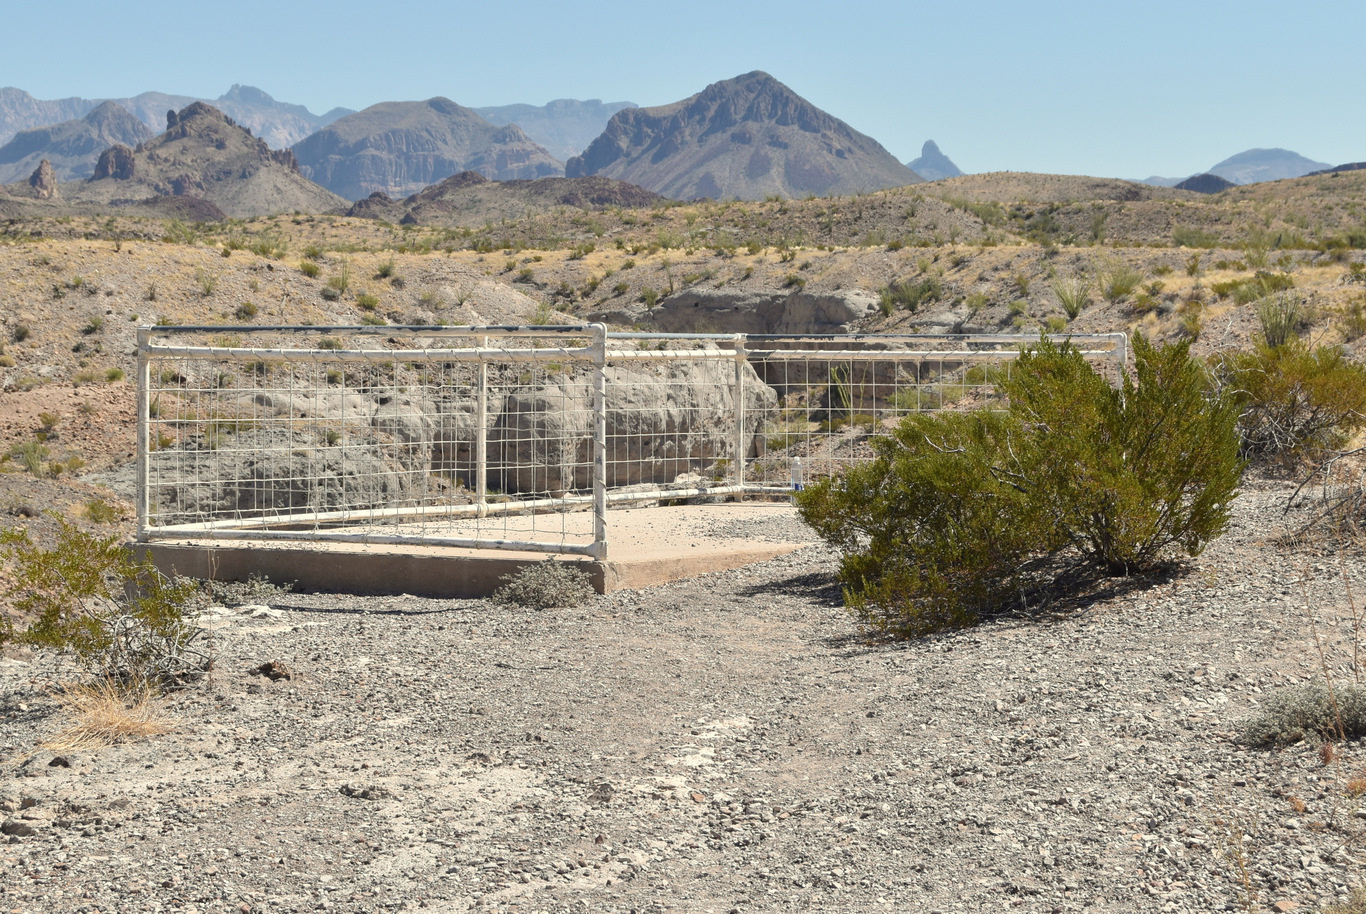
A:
[[1214, 339, 1366, 465], [0, 517, 207, 685], [798, 336, 1242, 637]]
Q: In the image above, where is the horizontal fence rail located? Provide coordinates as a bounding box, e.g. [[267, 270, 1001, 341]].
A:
[[137, 325, 1127, 559]]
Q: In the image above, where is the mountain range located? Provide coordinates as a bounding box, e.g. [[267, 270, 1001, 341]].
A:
[[1141, 148, 1332, 187], [566, 71, 921, 200], [54, 101, 345, 217], [0, 101, 152, 184], [292, 98, 564, 200]]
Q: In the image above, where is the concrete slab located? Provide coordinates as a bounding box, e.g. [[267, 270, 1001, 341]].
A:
[[137, 502, 818, 597]]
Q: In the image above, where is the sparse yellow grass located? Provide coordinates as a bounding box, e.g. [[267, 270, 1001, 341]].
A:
[[43, 678, 174, 752]]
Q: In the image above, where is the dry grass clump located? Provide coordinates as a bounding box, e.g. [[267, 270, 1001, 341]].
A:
[[43, 677, 174, 752], [491, 559, 595, 609]]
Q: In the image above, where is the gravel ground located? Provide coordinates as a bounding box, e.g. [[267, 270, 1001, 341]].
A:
[[2, 482, 1365, 914]]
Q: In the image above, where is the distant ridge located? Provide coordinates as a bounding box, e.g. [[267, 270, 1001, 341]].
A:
[[566, 71, 921, 200], [474, 99, 636, 162], [1307, 161, 1366, 177], [292, 98, 564, 201]]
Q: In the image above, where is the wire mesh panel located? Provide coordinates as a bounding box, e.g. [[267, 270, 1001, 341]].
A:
[[137, 327, 1126, 557], [138, 325, 608, 556]]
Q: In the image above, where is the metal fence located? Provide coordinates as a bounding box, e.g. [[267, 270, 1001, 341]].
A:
[[136, 325, 1127, 559]]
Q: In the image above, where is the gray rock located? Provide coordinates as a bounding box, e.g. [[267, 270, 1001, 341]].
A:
[[652, 288, 878, 335]]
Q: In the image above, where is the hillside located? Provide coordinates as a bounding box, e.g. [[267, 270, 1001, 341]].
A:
[[56, 101, 345, 218], [292, 98, 564, 201], [0, 101, 154, 184], [347, 171, 663, 226], [565, 71, 921, 200], [474, 99, 636, 161]]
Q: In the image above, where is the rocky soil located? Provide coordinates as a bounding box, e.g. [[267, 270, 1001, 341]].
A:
[[2, 482, 1365, 913]]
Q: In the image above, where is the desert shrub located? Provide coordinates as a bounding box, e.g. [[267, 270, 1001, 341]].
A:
[[234, 301, 258, 320], [203, 573, 294, 607], [1099, 260, 1143, 302], [1172, 226, 1220, 249], [878, 276, 942, 315], [798, 335, 1242, 636], [1214, 339, 1366, 465], [1051, 273, 1092, 320], [1255, 292, 1304, 348], [374, 258, 397, 279], [299, 260, 321, 278], [1239, 681, 1366, 747], [0, 517, 208, 685], [492, 560, 595, 609]]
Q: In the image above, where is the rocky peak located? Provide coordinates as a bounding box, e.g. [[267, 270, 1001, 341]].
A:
[[566, 71, 918, 200], [27, 158, 58, 198], [908, 140, 963, 182], [92, 144, 135, 180]]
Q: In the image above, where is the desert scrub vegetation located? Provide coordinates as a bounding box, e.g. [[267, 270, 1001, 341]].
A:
[[0, 517, 209, 685], [491, 559, 595, 609], [797, 336, 1243, 638], [1238, 680, 1366, 747], [1213, 339, 1366, 467]]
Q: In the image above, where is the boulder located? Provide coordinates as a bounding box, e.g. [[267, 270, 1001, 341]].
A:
[[653, 288, 878, 335], [92, 144, 135, 180]]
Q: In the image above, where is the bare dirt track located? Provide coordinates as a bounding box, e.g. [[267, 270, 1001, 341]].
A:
[[2, 484, 1365, 914]]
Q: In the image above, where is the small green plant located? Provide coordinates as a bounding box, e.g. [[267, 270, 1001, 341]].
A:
[[318, 337, 343, 350], [38, 412, 59, 433], [374, 258, 397, 279], [0, 517, 208, 684], [299, 260, 321, 278], [234, 301, 258, 320], [195, 269, 218, 297], [12, 324, 31, 343], [85, 497, 120, 524], [355, 292, 380, 310], [12, 440, 49, 476], [491, 559, 595, 609], [82, 316, 103, 335]]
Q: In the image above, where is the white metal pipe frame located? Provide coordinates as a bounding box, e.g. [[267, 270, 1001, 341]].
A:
[[135, 324, 1128, 560]]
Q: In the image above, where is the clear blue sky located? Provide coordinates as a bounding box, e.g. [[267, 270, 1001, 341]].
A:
[[7, 0, 1363, 179]]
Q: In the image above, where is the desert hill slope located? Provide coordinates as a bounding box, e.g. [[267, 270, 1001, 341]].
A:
[[566, 71, 921, 200], [347, 171, 662, 226], [58, 102, 345, 218], [0, 102, 154, 184], [292, 98, 564, 201]]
